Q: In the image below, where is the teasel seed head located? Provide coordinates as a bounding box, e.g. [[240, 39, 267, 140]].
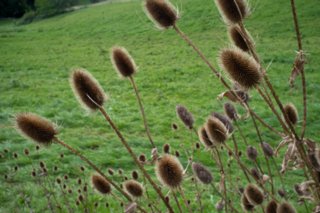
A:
[[70, 69, 106, 110], [15, 113, 58, 145], [277, 202, 296, 213], [250, 168, 261, 181], [241, 194, 255, 211], [198, 126, 215, 148], [191, 162, 213, 184], [277, 189, 286, 198], [156, 154, 183, 188], [176, 105, 194, 129], [91, 174, 112, 195], [163, 143, 170, 154], [139, 154, 146, 163], [172, 123, 178, 130], [124, 180, 144, 198], [224, 102, 239, 121], [220, 48, 261, 89], [212, 112, 234, 133], [266, 200, 278, 213], [24, 148, 30, 156], [144, 0, 178, 29], [261, 142, 274, 158], [132, 171, 139, 180], [205, 117, 228, 144], [244, 184, 264, 205], [215, 0, 249, 24], [283, 103, 298, 125], [228, 25, 250, 52], [111, 47, 137, 78], [246, 146, 258, 161]]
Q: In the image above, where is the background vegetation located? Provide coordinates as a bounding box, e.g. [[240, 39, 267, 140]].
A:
[[0, 0, 319, 211]]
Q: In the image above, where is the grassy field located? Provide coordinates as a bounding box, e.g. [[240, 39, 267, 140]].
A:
[[1, 0, 320, 212]]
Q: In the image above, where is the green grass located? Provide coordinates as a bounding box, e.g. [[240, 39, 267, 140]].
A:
[[0, 0, 319, 212]]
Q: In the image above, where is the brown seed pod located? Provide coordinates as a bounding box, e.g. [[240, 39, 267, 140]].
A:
[[155, 154, 183, 188], [192, 162, 213, 184], [220, 48, 261, 89], [198, 126, 215, 148], [212, 112, 234, 133], [91, 175, 112, 195], [15, 113, 58, 145], [138, 154, 146, 163], [215, 0, 249, 24], [131, 171, 139, 180], [241, 194, 255, 211], [70, 69, 106, 110], [163, 143, 170, 154], [250, 168, 261, 181], [205, 117, 228, 144], [228, 25, 250, 52], [283, 103, 298, 125], [171, 123, 178, 130], [277, 202, 296, 213], [246, 146, 258, 161], [261, 142, 274, 158], [111, 47, 136, 78], [176, 105, 194, 129], [244, 184, 264, 205], [144, 0, 178, 29], [224, 102, 239, 121], [266, 200, 278, 213], [123, 180, 144, 198]]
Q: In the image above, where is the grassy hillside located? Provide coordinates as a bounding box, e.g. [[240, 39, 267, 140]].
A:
[[0, 0, 319, 212]]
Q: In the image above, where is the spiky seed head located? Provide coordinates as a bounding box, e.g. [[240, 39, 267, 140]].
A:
[[205, 117, 228, 144], [244, 184, 264, 205], [123, 180, 144, 198], [15, 113, 58, 145], [155, 154, 183, 188], [215, 0, 249, 23], [261, 142, 274, 158], [70, 69, 106, 110], [139, 154, 146, 163], [246, 146, 258, 161], [176, 105, 194, 129], [228, 25, 250, 52], [192, 162, 213, 184], [266, 200, 278, 213], [111, 47, 137, 78], [277, 202, 296, 213], [144, 0, 178, 29], [212, 112, 234, 133], [277, 189, 286, 198], [220, 48, 261, 89], [241, 194, 255, 211], [198, 126, 215, 148], [283, 103, 298, 125], [131, 171, 139, 180], [163, 143, 170, 154], [250, 168, 261, 181], [91, 175, 111, 195], [224, 102, 239, 121]]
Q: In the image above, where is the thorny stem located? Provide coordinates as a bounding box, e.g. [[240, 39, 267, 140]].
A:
[[172, 190, 183, 213], [52, 137, 148, 213], [129, 76, 156, 148], [98, 107, 174, 212], [289, 0, 307, 139], [213, 148, 228, 213]]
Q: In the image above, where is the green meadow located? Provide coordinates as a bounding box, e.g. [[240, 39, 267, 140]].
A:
[[0, 0, 319, 212]]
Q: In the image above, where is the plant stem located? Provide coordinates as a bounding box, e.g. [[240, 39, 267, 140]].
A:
[[98, 107, 174, 212], [172, 190, 183, 213], [52, 137, 148, 213], [129, 76, 156, 148]]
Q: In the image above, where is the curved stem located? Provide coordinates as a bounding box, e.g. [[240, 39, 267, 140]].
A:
[[98, 107, 174, 212], [129, 76, 156, 148]]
